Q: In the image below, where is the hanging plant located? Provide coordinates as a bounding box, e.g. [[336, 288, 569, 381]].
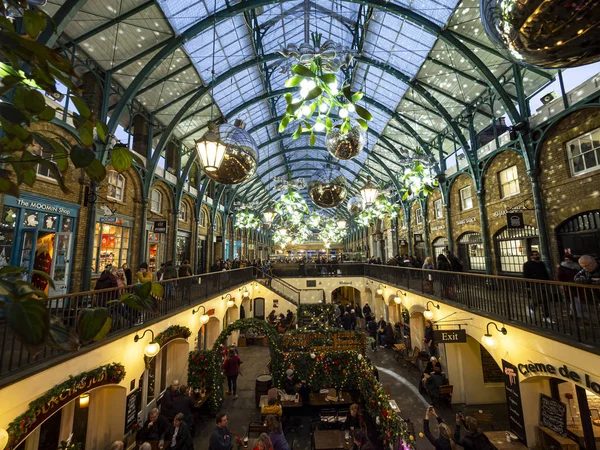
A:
[[278, 34, 372, 143], [274, 188, 309, 224], [355, 196, 401, 227], [399, 160, 438, 200], [318, 219, 347, 244], [236, 209, 261, 229]]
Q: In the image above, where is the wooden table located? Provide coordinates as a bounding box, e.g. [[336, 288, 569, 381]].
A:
[[538, 426, 579, 450], [313, 430, 350, 450], [484, 432, 527, 450], [393, 344, 406, 360], [258, 394, 303, 408], [193, 392, 211, 409], [567, 423, 600, 446], [309, 391, 357, 407]]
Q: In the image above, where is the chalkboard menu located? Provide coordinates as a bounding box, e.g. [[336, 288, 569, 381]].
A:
[[540, 393, 567, 437], [125, 389, 141, 434], [502, 360, 527, 444]]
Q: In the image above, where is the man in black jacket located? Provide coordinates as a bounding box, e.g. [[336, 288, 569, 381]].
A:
[[160, 380, 180, 421], [137, 408, 170, 450], [173, 385, 195, 435], [209, 413, 233, 450], [523, 251, 553, 323], [426, 366, 448, 406], [165, 413, 195, 450], [454, 415, 493, 450]]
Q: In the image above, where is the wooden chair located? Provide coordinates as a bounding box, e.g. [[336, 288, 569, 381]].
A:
[[439, 385, 453, 406], [404, 347, 420, 372], [468, 411, 494, 430]]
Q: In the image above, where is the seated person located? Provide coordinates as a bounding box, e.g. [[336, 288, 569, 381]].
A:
[[342, 404, 361, 431], [283, 369, 309, 402], [420, 357, 442, 393], [426, 366, 448, 405], [261, 397, 283, 417], [267, 310, 277, 324]]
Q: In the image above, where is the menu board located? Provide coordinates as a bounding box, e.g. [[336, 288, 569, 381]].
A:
[[502, 360, 526, 444], [540, 393, 567, 437], [124, 389, 141, 434]]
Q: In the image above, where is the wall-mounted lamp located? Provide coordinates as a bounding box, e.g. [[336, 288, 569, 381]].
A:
[[240, 287, 250, 298], [482, 322, 507, 349], [223, 293, 235, 308], [424, 301, 440, 320], [79, 393, 90, 409], [394, 289, 406, 305], [134, 329, 160, 358], [376, 285, 385, 296], [0, 428, 9, 450], [192, 305, 210, 325]]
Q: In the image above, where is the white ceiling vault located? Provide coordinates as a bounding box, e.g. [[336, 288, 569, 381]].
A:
[[43, 0, 554, 207]]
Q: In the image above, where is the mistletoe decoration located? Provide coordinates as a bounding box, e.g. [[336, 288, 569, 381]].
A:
[[274, 188, 310, 225], [355, 196, 402, 227], [278, 33, 372, 143], [399, 160, 438, 201], [318, 219, 347, 244], [236, 209, 261, 229]]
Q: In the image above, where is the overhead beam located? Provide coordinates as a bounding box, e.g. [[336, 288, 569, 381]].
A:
[[38, 0, 90, 47]]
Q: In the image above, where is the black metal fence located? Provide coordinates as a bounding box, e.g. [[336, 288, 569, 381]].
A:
[[0, 268, 254, 382]]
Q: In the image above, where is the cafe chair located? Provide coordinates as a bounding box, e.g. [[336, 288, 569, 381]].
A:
[[404, 347, 420, 372], [248, 421, 268, 437]]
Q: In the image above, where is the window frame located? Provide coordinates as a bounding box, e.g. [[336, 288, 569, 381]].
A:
[[566, 127, 600, 176], [107, 170, 126, 202], [434, 199, 443, 219], [498, 165, 520, 199], [415, 207, 423, 225], [199, 210, 206, 227], [92, 222, 131, 273], [150, 189, 162, 214], [35, 147, 58, 182], [460, 186, 474, 211], [179, 202, 188, 222]]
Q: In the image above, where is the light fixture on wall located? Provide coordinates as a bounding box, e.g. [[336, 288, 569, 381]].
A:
[[376, 284, 385, 296], [482, 322, 507, 349], [192, 305, 210, 325], [394, 289, 406, 305], [223, 293, 235, 308], [134, 329, 160, 358], [240, 287, 250, 298], [0, 428, 8, 450], [79, 393, 90, 409], [424, 301, 440, 320]]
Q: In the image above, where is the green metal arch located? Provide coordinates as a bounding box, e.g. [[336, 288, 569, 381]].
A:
[[106, 0, 522, 152]]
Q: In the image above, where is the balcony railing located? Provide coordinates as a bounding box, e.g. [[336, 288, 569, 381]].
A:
[[0, 268, 254, 385]]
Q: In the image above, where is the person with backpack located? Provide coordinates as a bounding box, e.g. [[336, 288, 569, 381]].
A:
[[454, 414, 493, 450]]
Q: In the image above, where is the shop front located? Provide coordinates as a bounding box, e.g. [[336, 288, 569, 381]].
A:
[[0, 195, 79, 296], [176, 230, 191, 266], [147, 221, 167, 273], [93, 216, 133, 275]]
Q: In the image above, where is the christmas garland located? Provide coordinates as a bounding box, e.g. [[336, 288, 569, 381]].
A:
[[188, 350, 223, 414], [144, 325, 191, 368], [297, 303, 338, 330], [6, 363, 126, 450]]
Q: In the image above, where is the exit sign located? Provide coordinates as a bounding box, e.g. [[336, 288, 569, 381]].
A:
[[433, 329, 467, 343]]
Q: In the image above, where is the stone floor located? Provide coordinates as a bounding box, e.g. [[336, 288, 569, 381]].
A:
[[192, 343, 510, 450]]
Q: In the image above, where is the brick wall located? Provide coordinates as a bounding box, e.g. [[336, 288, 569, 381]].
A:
[[448, 173, 481, 242], [148, 180, 176, 262], [426, 189, 447, 254]]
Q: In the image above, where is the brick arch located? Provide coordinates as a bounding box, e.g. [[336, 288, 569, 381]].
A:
[[200, 205, 211, 229]]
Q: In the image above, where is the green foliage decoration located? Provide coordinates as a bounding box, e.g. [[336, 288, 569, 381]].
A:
[[188, 350, 223, 414], [398, 160, 438, 201], [236, 209, 261, 230], [144, 325, 191, 368]]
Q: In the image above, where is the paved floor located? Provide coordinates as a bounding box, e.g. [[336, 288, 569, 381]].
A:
[[192, 343, 510, 450]]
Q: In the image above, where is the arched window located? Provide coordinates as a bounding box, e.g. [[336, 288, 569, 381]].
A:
[[556, 210, 600, 258], [199, 209, 207, 227], [179, 202, 189, 222], [495, 225, 539, 274], [151, 189, 162, 213], [107, 170, 126, 201], [432, 237, 448, 259]]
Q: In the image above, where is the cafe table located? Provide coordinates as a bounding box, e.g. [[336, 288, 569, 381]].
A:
[[309, 391, 357, 407], [313, 430, 351, 450], [484, 431, 527, 450], [193, 391, 212, 409], [258, 394, 303, 408]]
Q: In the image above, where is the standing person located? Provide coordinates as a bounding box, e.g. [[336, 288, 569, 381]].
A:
[[423, 319, 436, 357], [116, 268, 127, 291], [383, 322, 394, 348], [422, 257, 435, 294], [95, 264, 118, 290], [362, 303, 371, 319], [136, 262, 153, 283], [122, 263, 133, 285], [376, 316, 386, 347], [437, 254, 453, 298], [350, 309, 357, 331], [160, 380, 180, 421], [454, 414, 492, 450], [209, 413, 232, 450], [557, 254, 582, 318], [173, 385, 195, 435], [352, 429, 374, 450], [156, 263, 166, 281], [162, 260, 178, 300], [164, 413, 194, 450], [523, 251, 553, 323], [367, 316, 378, 351], [265, 415, 289, 450], [422, 257, 435, 270], [137, 408, 170, 450], [423, 407, 456, 450], [445, 251, 463, 272], [342, 311, 352, 330], [222, 349, 242, 399], [178, 259, 193, 301]]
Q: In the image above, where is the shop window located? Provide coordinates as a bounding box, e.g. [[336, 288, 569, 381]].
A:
[[107, 170, 126, 202], [556, 210, 600, 259], [434, 199, 443, 219], [0, 206, 17, 268], [432, 237, 448, 260], [566, 127, 600, 176], [92, 222, 131, 272], [150, 189, 162, 214], [498, 165, 520, 198], [459, 186, 473, 211], [415, 207, 423, 225], [176, 233, 191, 266], [179, 202, 189, 222], [495, 226, 539, 274], [457, 232, 485, 271], [35, 148, 57, 180]]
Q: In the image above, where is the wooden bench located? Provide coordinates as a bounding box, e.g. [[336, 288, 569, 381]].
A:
[[404, 347, 420, 372]]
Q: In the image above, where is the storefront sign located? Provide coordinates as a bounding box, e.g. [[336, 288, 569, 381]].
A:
[[15, 198, 75, 216], [502, 360, 527, 444], [124, 388, 141, 434], [507, 212, 524, 228], [414, 233, 423, 242], [455, 217, 477, 226], [339, 281, 353, 285], [433, 329, 466, 343], [540, 394, 567, 437], [153, 221, 167, 233], [517, 362, 600, 394], [430, 225, 446, 231], [258, 246, 263, 251], [399, 239, 408, 246], [99, 217, 123, 224]]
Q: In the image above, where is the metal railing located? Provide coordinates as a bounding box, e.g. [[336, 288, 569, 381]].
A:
[[0, 268, 254, 383], [256, 270, 301, 305], [271, 263, 366, 278], [364, 264, 600, 347]]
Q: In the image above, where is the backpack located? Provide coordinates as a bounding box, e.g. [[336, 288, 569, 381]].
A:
[[470, 431, 494, 450]]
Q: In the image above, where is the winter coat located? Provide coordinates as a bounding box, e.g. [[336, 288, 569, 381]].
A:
[[164, 421, 194, 450], [424, 418, 454, 450], [136, 270, 153, 283], [95, 271, 118, 290], [178, 263, 192, 278], [269, 426, 290, 450], [222, 355, 241, 377], [160, 387, 180, 418], [173, 394, 195, 428], [523, 260, 550, 280], [163, 264, 178, 280]]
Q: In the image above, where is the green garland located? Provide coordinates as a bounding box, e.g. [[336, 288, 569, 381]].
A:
[[6, 363, 126, 450], [188, 350, 223, 414], [297, 303, 338, 330], [144, 325, 191, 368]]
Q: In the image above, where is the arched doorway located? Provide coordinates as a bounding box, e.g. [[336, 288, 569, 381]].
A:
[[254, 297, 265, 320], [225, 305, 240, 346], [432, 237, 448, 260], [205, 317, 221, 350], [457, 232, 485, 272], [556, 210, 600, 259], [331, 286, 361, 309]]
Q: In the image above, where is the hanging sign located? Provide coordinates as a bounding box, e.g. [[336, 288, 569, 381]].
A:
[[507, 213, 524, 228], [502, 360, 527, 444], [399, 239, 408, 246], [433, 329, 466, 343], [414, 233, 423, 243], [216, 236, 223, 243], [153, 221, 167, 233]]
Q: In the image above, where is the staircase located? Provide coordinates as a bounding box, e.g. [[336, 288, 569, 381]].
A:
[[256, 273, 300, 306]]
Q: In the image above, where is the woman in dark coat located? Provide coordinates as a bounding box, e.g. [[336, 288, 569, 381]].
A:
[[222, 349, 242, 399], [383, 322, 394, 348], [424, 407, 456, 450]]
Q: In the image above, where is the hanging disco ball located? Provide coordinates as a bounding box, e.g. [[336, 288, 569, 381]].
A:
[[347, 196, 365, 216], [307, 168, 348, 209], [480, 0, 600, 68], [325, 124, 366, 160], [199, 120, 258, 185]]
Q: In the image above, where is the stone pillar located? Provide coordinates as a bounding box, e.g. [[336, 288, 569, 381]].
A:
[[133, 114, 149, 157], [476, 190, 493, 275], [138, 198, 149, 268], [166, 141, 180, 174]]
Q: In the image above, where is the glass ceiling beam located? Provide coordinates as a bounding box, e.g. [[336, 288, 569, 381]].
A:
[[417, 80, 493, 118], [106, 0, 524, 150], [39, 0, 90, 46], [136, 63, 196, 97], [61, 0, 156, 49], [110, 40, 171, 74], [425, 56, 488, 89]]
